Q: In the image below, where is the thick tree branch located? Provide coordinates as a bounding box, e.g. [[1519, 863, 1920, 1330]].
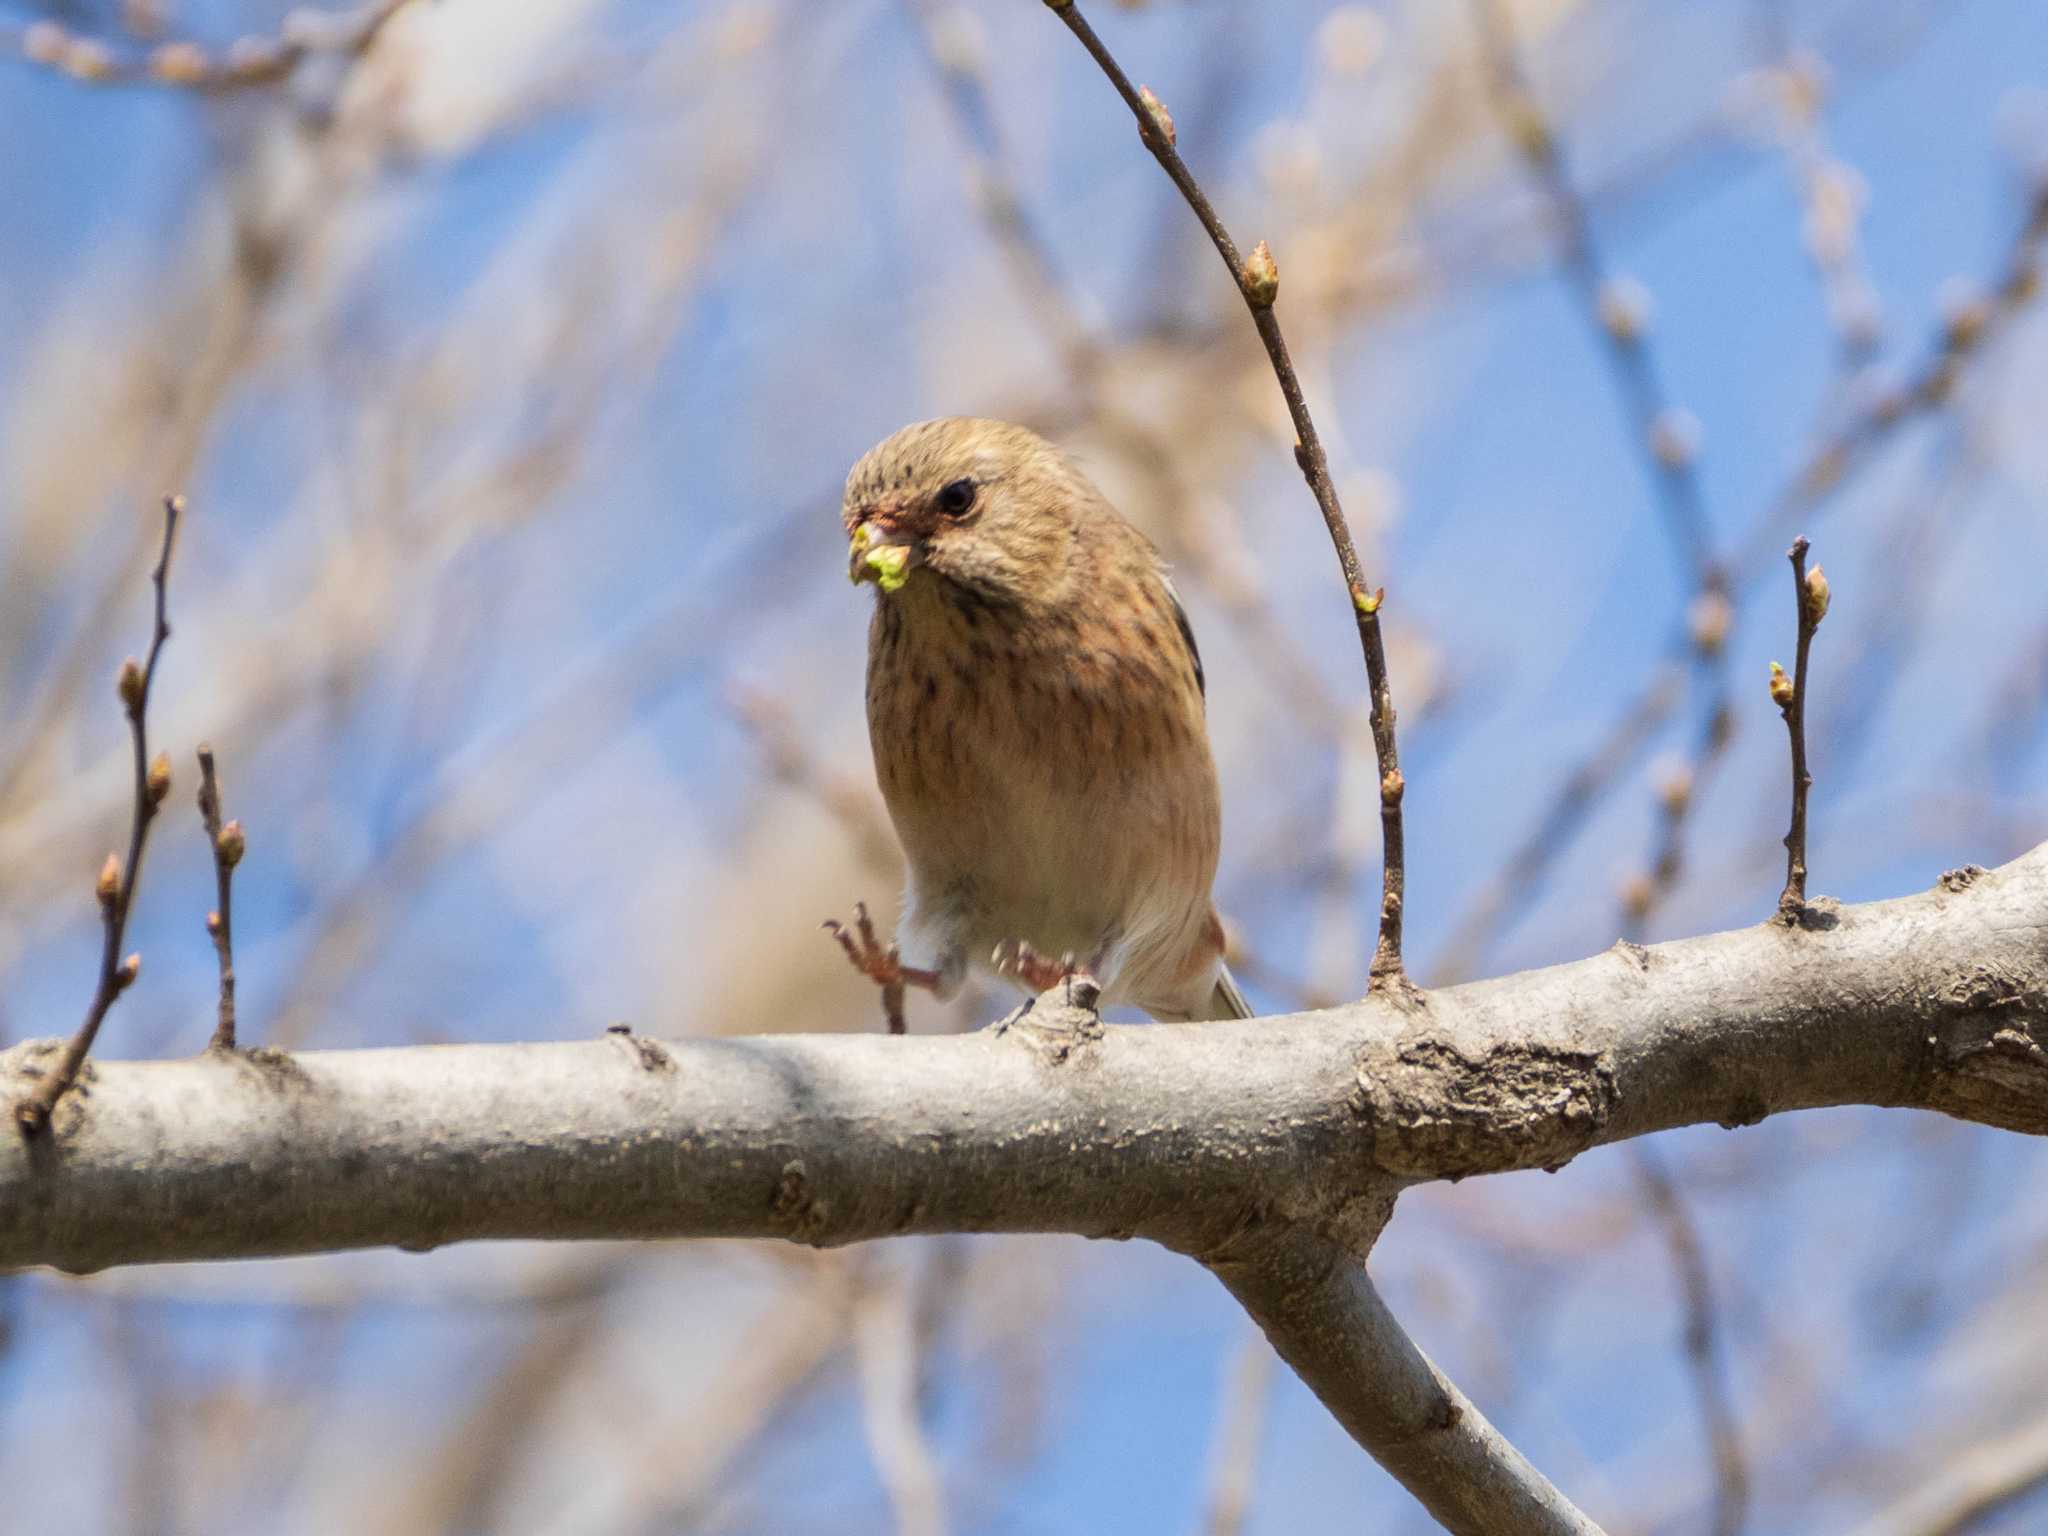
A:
[[5, 840, 2043, 1278], [6, 842, 2044, 1535]]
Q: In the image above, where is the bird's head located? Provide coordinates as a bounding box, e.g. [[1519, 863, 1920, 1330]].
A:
[[841, 418, 1083, 606]]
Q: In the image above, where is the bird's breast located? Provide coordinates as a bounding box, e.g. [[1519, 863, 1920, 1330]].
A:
[[864, 575, 1219, 967]]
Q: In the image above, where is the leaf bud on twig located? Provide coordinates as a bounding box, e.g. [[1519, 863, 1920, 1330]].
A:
[[1137, 85, 1175, 149], [1242, 240, 1280, 307]]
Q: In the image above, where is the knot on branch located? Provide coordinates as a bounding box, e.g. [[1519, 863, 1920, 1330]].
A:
[[1938, 864, 1987, 893], [230, 1046, 314, 1091], [993, 996, 1103, 1066], [1929, 965, 2048, 1134], [605, 1023, 674, 1073], [772, 1158, 832, 1245], [1775, 894, 1840, 932], [1356, 1038, 1616, 1180], [5, 1040, 91, 1139]]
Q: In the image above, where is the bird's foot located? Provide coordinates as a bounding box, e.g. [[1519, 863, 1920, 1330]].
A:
[[991, 940, 1101, 1013], [823, 902, 940, 1035]]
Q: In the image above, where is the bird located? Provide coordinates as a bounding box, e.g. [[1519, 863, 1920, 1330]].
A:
[[825, 416, 1252, 1030]]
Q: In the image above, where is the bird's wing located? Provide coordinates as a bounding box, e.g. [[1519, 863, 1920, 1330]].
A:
[[1158, 569, 1205, 700]]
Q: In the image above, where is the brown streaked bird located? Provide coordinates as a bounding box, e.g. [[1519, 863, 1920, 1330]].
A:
[[826, 417, 1252, 1028]]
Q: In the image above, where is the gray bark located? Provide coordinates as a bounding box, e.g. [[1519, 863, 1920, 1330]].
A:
[[4, 840, 2043, 1536]]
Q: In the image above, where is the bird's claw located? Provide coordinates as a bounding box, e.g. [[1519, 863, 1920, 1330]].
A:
[[824, 901, 893, 980], [823, 901, 920, 1034], [991, 940, 1101, 1013]]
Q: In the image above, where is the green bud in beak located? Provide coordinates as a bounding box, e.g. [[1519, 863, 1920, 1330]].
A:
[[863, 543, 912, 593], [848, 522, 915, 593]]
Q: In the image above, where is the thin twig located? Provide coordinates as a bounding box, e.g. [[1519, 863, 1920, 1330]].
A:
[[900, 0, 1361, 751], [1467, 0, 1739, 946], [1199, 1330, 1275, 1536], [1629, 1143, 1748, 1536], [383, 1258, 627, 1536], [1741, 181, 2048, 574], [898, 0, 1102, 386], [609, 1262, 857, 1535], [195, 745, 245, 1052], [15, 496, 182, 1135], [728, 688, 900, 876], [1775, 537, 1825, 915], [1618, 689, 1739, 944], [3, 0, 417, 94], [1433, 665, 1684, 981], [853, 1257, 950, 1536], [1468, 0, 1717, 594], [1040, 0, 1410, 986], [1435, 181, 2044, 974], [1845, 1408, 2048, 1536]]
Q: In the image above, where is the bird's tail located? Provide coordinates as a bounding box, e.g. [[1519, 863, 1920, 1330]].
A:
[[1198, 961, 1255, 1021]]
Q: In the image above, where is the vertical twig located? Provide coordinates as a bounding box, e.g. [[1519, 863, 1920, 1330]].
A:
[[15, 496, 183, 1134], [195, 745, 245, 1051], [1468, 0, 1717, 595], [1630, 1144, 1749, 1536], [1039, 0, 1410, 987], [897, 0, 1103, 386], [901, 0, 1357, 751], [1434, 101, 2045, 980], [853, 1259, 949, 1536], [1199, 1330, 1275, 1536], [1467, 0, 1736, 943], [1775, 537, 1826, 916]]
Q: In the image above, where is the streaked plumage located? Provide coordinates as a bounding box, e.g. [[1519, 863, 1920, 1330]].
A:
[[833, 417, 1250, 1023]]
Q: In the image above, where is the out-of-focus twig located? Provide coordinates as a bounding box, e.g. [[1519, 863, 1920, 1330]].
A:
[[0, 2, 411, 835], [607, 1260, 857, 1536], [384, 1256, 629, 1536], [854, 1257, 950, 1536], [729, 688, 900, 876], [1630, 1143, 1748, 1536], [1755, 48, 1884, 373], [1977, 624, 2048, 781], [1740, 181, 2047, 572], [898, 0, 1101, 385], [1845, 1409, 2048, 1536], [194, 745, 244, 1052], [3, 0, 417, 94], [1468, 0, 1716, 594], [1199, 1330, 1275, 1536], [1467, 0, 1737, 948], [16, 496, 182, 1135], [1041, 0, 1411, 987], [1432, 666, 1684, 981], [901, 0, 1353, 747], [246, 19, 789, 1051], [1433, 175, 2046, 976]]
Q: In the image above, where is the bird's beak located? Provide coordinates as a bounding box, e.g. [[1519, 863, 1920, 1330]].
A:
[[848, 520, 922, 593]]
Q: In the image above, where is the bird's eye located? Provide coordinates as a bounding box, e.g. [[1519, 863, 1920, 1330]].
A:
[[936, 478, 977, 517]]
